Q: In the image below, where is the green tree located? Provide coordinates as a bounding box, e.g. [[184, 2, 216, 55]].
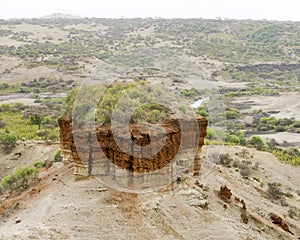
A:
[[30, 114, 44, 130]]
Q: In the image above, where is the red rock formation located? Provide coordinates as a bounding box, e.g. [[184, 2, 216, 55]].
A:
[[58, 116, 207, 178]]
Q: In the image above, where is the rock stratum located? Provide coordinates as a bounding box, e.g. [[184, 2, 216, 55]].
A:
[[58, 116, 207, 180]]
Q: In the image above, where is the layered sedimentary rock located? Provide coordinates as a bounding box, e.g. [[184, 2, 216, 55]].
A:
[[58, 116, 207, 179]]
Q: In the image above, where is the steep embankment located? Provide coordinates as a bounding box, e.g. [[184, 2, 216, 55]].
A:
[[0, 146, 299, 240]]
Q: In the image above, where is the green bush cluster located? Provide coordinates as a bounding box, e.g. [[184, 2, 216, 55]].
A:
[[64, 82, 169, 126], [180, 88, 200, 99], [0, 166, 38, 194], [34, 161, 46, 168], [272, 147, 300, 165], [257, 116, 296, 132]]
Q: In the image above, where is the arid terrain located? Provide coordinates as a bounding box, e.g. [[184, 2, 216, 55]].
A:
[[0, 145, 299, 240], [0, 17, 299, 239]]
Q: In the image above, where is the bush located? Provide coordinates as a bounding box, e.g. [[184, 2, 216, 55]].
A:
[[288, 207, 300, 220], [272, 147, 300, 165], [266, 138, 279, 150], [0, 119, 6, 128], [268, 182, 283, 200], [225, 133, 241, 145], [53, 148, 62, 162], [0, 103, 12, 112], [240, 166, 251, 177], [0, 128, 17, 152], [0, 166, 37, 193], [34, 161, 46, 168], [225, 108, 241, 119], [217, 153, 232, 166], [248, 136, 265, 151]]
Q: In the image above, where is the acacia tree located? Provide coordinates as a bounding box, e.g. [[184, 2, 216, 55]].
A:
[[30, 114, 44, 130]]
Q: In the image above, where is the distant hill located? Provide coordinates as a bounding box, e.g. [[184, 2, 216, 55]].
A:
[[40, 13, 83, 19]]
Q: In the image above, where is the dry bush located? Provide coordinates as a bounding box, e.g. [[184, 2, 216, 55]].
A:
[[233, 160, 252, 177], [217, 153, 232, 166], [288, 207, 300, 220], [268, 182, 283, 200]]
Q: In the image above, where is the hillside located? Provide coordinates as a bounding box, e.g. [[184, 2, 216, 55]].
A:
[[0, 146, 299, 239]]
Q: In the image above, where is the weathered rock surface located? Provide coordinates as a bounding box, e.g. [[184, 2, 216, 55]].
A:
[[58, 116, 207, 178]]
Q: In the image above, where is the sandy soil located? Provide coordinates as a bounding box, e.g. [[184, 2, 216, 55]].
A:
[[0, 57, 23, 73], [0, 24, 67, 44], [233, 92, 300, 120], [0, 145, 299, 240], [257, 132, 300, 145], [0, 92, 67, 106], [215, 81, 248, 89], [1, 66, 58, 84], [0, 37, 26, 47]]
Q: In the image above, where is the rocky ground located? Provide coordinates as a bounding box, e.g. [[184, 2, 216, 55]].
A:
[[0, 144, 299, 240]]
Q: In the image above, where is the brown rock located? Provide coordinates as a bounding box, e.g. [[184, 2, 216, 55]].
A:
[[235, 197, 246, 210], [241, 211, 248, 224], [219, 185, 232, 200], [270, 214, 294, 235]]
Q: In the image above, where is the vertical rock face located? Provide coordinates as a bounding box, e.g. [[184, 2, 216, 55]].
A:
[[58, 116, 207, 178]]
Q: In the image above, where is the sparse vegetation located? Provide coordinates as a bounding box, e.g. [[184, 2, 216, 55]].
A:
[[0, 16, 299, 239], [0, 166, 38, 194]]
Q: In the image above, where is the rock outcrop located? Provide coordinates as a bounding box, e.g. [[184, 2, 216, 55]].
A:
[[58, 116, 207, 180]]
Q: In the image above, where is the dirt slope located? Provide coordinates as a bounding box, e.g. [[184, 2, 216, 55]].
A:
[[0, 146, 299, 240], [0, 141, 60, 178]]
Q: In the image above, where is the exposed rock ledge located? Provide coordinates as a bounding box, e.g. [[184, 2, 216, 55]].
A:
[[58, 116, 207, 180]]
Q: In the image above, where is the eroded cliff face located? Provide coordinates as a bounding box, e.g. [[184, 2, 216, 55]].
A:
[[58, 116, 207, 178]]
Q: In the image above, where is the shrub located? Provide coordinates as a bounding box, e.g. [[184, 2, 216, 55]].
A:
[[268, 182, 283, 200], [196, 109, 209, 118], [266, 138, 279, 150], [34, 161, 46, 168], [272, 147, 300, 165], [30, 114, 44, 129], [0, 103, 12, 112], [0, 166, 37, 193], [53, 148, 62, 162], [217, 153, 232, 166], [240, 165, 251, 177], [0, 119, 6, 128], [225, 108, 241, 119], [248, 136, 265, 151], [288, 207, 300, 220], [0, 128, 17, 152]]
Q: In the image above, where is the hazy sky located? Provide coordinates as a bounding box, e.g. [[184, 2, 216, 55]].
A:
[[0, 0, 299, 21]]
